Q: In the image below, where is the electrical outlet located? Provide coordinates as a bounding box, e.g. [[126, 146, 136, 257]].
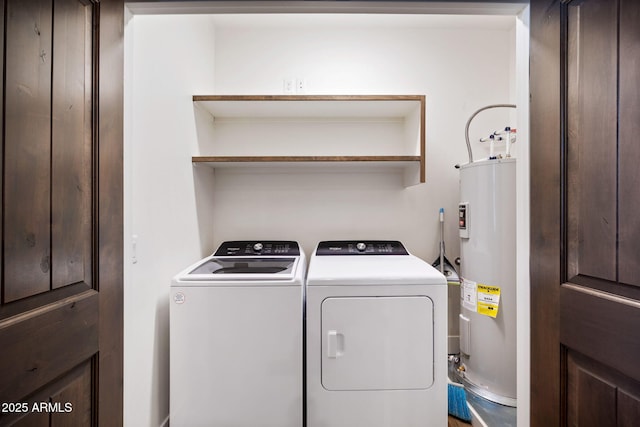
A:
[[283, 78, 295, 94], [296, 78, 306, 94]]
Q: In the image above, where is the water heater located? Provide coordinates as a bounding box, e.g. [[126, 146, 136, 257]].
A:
[[458, 158, 516, 407]]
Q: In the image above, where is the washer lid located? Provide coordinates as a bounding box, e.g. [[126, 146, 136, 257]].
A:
[[179, 257, 298, 281]]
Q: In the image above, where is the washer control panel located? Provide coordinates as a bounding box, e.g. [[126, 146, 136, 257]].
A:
[[213, 241, 300, 256], [316, 240, 408, 256]]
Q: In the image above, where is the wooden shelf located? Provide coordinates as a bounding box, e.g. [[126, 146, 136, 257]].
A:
[[192, 155, 420, 163], [193, 156, 422, 186], [193, 95, 424, 118], [192, 95, 426, 186]]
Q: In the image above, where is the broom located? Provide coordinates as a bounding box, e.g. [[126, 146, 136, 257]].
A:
[[448, 380, 472, 422], [432, 208, 460, 285]]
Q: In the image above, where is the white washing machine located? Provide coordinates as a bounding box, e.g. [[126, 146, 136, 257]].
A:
[[306, 240, 447, 427], [170, 241, 305, 427]]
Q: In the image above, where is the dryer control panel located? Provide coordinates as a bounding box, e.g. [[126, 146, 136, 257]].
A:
[[316, 240, 408, 256], [214, 241, 300, 256]]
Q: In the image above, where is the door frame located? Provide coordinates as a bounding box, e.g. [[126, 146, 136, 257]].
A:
[[96, 0, 124, 423]]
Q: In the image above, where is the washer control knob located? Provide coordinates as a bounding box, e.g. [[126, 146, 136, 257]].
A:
[[253, 242, 263, 252], [356, 242, 367, 252]]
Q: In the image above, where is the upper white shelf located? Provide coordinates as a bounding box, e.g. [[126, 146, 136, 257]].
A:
[[192, 95, 426, 186], [193, 95, 424, 119]]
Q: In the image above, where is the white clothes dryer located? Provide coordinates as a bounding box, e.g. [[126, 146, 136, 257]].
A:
[[170, 241, 305, 427], [306, 240, 447, 427]]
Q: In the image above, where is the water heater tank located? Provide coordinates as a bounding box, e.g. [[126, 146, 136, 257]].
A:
[[458, 158, 517, 407]]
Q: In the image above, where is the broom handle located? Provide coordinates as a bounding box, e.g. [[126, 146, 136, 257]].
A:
[[439, 208, 445, 274]]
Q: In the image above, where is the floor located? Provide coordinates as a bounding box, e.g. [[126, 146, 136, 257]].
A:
[[448, 415, 472, 427]]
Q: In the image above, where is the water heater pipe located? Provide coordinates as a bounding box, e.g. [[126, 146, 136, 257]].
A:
[[464, 104, 516, 164]]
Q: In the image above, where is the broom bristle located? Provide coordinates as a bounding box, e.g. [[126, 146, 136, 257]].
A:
[[448, 382, 472, 422]]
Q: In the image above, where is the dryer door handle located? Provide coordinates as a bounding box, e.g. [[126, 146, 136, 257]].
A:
[[327, 330, 345, 359]]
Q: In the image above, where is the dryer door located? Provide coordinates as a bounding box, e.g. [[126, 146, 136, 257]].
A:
[[321, 296, 434, 391]]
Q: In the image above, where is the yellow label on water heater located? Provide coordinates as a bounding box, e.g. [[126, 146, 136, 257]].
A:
[[476, 284, 501, 318]]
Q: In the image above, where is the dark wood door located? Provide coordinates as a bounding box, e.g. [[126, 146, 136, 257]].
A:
[[0, 0, 123, 425], [531, 0, 640, 425]]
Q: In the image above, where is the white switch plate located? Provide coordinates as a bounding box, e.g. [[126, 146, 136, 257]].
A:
[[283, 78, 295, 94]]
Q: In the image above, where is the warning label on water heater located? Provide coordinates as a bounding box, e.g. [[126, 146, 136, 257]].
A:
[[476, 284, 501, 318], [461, 279, 501, 318]]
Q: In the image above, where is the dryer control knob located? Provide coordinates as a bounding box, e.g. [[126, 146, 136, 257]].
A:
[[253, 243, 263, 252], [356, 242, 367, 252]]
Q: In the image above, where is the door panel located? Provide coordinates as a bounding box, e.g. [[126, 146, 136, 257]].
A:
[[51, 0, 93, 290], [0, 0, 123, 425], [566, 351, 640, 427], [0, 290, 98, 403], [618, 0, 640, 288], [2, 361, 93, 427], [567, 353, 617, 427], [560, 285, 640, 386], [618, 390, 640, 427], [3, 0, 93, 298], [531, 0, 640, 425], [564, 0, 640, 388], [3, 0, 53, 303], [50, 361, 93, 426], [566, 0, 617, 284]]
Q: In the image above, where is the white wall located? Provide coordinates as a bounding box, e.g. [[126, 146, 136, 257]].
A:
[[125, 12, 521, 426], [124, 14, 216, 427], [209, 16, 515, 260]]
